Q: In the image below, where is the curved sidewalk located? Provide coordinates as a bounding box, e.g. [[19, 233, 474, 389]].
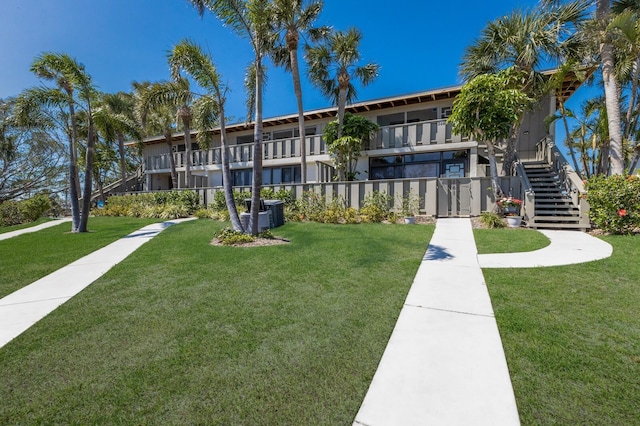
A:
[[0, 218, 72, 241], [478, 229, 613, 268], [0, 218, 194, 349], [354, 219, 613, 426]]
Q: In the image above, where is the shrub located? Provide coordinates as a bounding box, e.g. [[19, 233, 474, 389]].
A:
[[586, 175, 640, 234], [360, 191, 392, 222], [479, 211, 505, 228], [215, 227, 255, 245], [94, 191, 199, 218], [194, 208, 215, 219], [20, 194, 52, 222], [0, 201, 23, 227]]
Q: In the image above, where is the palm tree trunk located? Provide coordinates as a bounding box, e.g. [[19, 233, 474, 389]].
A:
[[249, 56, 264, 236], [598, 0, 624, 175], [561, 103, 582, 177], [181, 109, 193, 188], [118, 132, 127, 192], [165, 131, 179, 189], [67, 100, 81, 232], [79, 110, 95, 233], [219, 107, 243, 232], [289, 36, 307, 184]]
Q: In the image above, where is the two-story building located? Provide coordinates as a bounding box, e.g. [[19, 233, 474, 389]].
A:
[[133, 74, 589, 229]]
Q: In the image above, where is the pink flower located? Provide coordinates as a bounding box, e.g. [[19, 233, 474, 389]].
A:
[[618, 209, 627, 217]]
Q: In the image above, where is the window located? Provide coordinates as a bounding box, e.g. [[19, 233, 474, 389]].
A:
[[369, 150, 468, 180], [262, 166, 302, 185], [236, 134, 253, 145], [377, 113, 405, 126]]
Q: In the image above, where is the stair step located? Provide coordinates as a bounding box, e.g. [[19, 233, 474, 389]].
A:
[[529, 222, 590, 230], [534, 215, 581, 223], [535, 209, 580, 218]]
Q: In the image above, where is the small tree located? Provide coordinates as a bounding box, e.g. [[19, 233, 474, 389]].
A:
[[322, 112, 379, 181], [448, 68, 533, 197]]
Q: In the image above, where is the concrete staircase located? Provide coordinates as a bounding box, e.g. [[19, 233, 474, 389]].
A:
[[521, 161, 587, 230]]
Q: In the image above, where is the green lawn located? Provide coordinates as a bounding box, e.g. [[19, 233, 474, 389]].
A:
[[0, 220, 432, 425], [0, 217, 160, 299], [474, 227, 550, 254], [0, 217, 54, 234], [480, 231, 640, 425]]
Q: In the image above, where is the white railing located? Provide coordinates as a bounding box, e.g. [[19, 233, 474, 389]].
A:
[[145, 119, 466, 171]]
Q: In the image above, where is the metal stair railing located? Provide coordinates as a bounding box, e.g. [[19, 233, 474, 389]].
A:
[[512, 157, 536, 226]]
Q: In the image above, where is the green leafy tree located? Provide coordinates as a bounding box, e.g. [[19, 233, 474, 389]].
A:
[[306, 28, 379, 139], [461, 2, 586, 172], [169, 39, 244, 232], [322, 112, 378, 181], [448, 68, 534, 197]]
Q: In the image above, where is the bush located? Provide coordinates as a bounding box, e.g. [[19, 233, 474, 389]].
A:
[[586, 175, 640, 234], [479, 211, 505, 228], [0, 194, 53, 227], [94, 191, 199, 218], [215, 227, 255, 245], [0, 201, 23, 227], [359, 191, 392, 223]]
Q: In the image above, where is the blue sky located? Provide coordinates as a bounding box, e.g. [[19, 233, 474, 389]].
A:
[[1, 0, 585, 124]]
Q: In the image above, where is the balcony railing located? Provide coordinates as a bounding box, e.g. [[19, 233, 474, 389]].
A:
[[146, 119, 467, 171]]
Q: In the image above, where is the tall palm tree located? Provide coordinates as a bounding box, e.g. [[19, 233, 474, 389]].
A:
[[271, 0, 328, 184], [461, 2, 586, 173], [94, 92, 140, 193], [169, 39, 244, 231], [189, 0, 275, 235], [305, 28, 379, 142], [133, 81, 180, 189], [30, 52, 96, 232], [608, 6, 640, 171], [543, 0, 625, 175], [135, 77, 194, 188]]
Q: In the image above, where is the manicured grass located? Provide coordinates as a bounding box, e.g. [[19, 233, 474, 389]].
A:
[[0, 220, 432, 425], [484, 235, 640, 424], [0, 217, 160, 299], [0, 217, 54, 234], [474, 227, 550, 254]]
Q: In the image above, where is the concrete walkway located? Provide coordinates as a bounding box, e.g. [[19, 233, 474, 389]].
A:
[[353, 218, 613, 426], [0, 218, 194, 349], [0, 218, 72, 241], [478, 229, 613, 268]]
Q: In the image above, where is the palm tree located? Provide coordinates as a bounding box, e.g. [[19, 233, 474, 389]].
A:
[[169, 39, 244, 232], [305, 28, 379, 142], [543, 0, 625, 175], [133, 81, 180, 189], [461, 2, 586, 173], [135, 78, 194, 188], [271, 0, 328, 184], [608, 6, 640, 171], [189, 0, 275, 235], [94, 92, 140, 193], [30, 52, 96, 232]]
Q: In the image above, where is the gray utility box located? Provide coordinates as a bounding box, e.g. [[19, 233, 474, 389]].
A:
[[263, 200, 285, 228]]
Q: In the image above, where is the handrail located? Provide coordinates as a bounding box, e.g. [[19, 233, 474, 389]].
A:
[[513, 157, 535, 223], [536, 137, 590, 228]]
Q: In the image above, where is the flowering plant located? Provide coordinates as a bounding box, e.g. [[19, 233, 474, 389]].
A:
[[497, 197, 522, 216]]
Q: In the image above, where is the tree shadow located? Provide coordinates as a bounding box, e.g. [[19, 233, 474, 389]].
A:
[[423, 244, 454, 261]]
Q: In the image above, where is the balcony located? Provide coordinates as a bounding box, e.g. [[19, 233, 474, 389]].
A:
[[145, 119, 468, 171]]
